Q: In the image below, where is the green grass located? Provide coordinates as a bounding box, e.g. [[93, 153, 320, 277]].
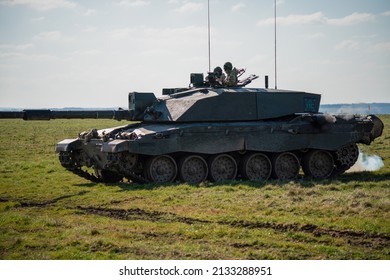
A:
[[0, 117, 389, 259]]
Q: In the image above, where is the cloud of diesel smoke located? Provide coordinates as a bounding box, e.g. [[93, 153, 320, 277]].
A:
[[347, 151, 384, 173]]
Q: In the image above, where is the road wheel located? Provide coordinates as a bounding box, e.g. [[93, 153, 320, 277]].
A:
[[240, 153, 272, 181], [271, 152, 300, 180], [178, 155, 208, 184], [208, 154, 237, 182], [302, 150, 334, 179], [146, 155, 177, 183]]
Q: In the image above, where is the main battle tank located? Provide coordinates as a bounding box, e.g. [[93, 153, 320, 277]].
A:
[[0, 73, 384, 184]]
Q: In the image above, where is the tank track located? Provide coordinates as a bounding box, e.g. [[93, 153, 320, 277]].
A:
[[69, 167, 150, 184], [124, 172, 149, 184], [58, 151, 100, 182], [59, 151, 149, 184], [67, 166, 101, 183], [58, 144, 359, 184]]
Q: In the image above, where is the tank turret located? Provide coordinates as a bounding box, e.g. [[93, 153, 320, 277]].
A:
[[0, 74, 320, 123], [0, 72, 384, 184]]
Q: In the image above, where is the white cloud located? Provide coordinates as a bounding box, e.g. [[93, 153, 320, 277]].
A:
[[232, 2, 246, 12], [158, 25, 205, 38], [333, 39, 390, 54], [258, 12, 326, 26], [109, 28, 133, 39], [82, 27, 97, 33], [371, 42, 390, 52], [34, 31, 62, 41], [33, 31, 74, 42], [71, 49, 102, 56], [118, 0, 150, 7], [307, 32, 325, 39], [0, 51, 59, 61], [257, 12, 375, 26], [15, 43, 34, 50], [139, 48, 174, 57], [83, 9, 96, 16], [328, 12, 375, 26], [381, 11, 390, 17], [352, 34, 378, 40], [0, 43, 34, 50], [31, 16, 45, 22], [0, 0, 77, 10], [335, 40, 360, 51], [109, 25, 205, 41], [174, 2, 204, 13]]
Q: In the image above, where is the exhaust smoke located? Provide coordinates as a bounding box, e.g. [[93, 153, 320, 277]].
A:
[[347, 151, 384, 173]]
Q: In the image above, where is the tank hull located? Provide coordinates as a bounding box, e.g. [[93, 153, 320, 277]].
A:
[[55, 113, 384, 184]]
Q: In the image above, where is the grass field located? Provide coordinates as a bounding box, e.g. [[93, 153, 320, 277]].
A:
[[0, 116, 389, 260]]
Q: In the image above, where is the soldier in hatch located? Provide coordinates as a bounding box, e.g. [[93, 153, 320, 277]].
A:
[[213, 66, 226, 85], [223, 62, 244, 87]]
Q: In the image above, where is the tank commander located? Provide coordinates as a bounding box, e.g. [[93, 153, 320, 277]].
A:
[[205, 66, 226, 86], [223, 62, 245, 87], [213, 66, 226, 85]]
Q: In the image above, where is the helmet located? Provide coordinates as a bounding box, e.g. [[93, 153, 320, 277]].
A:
[[223, 62, 233, 71], [213, 66, 223, 77]]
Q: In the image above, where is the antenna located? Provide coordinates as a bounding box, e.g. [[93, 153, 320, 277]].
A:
[[207, 0, 211, 72], [274, 0, 277, 89]]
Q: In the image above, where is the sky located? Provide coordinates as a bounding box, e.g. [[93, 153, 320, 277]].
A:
[[0, 0, 389, 108]]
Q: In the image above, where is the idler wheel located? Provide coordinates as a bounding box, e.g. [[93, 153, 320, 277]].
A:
[[240, 153, 272, 181], [122, 153, 138, 170], [178, 155, 208, 184], [146, 155, 177, 183], [302, 150, 334, 179], [208, 154, 237, 182], [271, 152, 300, 180]]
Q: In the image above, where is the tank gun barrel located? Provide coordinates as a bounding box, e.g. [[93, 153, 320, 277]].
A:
[[0, 111, 25, 119], [0, 109, 132, 121]]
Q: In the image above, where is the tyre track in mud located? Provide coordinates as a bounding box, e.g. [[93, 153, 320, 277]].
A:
[[2, 196, 389, 249], [77, 206, 390, 249], [0, 191, 89, 207]]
